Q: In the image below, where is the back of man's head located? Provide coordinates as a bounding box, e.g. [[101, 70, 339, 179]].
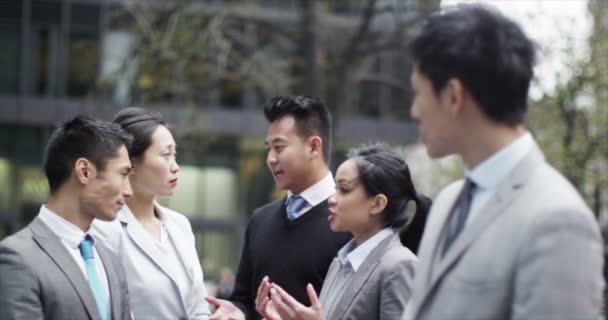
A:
[[410, 4, 536, 125], [44, 115, 133, 194], [264, 96, 332, 164]]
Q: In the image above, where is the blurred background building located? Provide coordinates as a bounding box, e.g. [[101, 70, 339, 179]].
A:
[[1, 0, 606, 292], [0, 0, 440, 282]]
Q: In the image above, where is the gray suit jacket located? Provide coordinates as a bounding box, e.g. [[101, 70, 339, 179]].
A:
[[0, 217, 131, 320], [405, 143, 605, 320], [320, 233, 417, 320]]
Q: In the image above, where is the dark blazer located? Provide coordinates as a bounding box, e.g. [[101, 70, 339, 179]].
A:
[[320, 233, 417, 320], [0, 217, 131, 320]]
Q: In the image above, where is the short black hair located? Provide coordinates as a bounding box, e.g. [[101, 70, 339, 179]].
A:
[[410, 4, 536, 125], [44, 115, 132, 194], [348, 143, 431, 253], [113, 107, 168, 162], [264, 96, 332, 164]]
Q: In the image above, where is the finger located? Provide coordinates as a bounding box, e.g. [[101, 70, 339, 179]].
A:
[[260, 297, 276, 320], [272, 284, 302, 310], [206, 296, 222, 307], [256, 277, 271, 309], [271, 287, 296, 319], [306, 283, 321, 308], [256, 276, 269, 299]]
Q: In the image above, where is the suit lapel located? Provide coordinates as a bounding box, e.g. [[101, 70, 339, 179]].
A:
[[318, 257, 339, 304], [119, 206, 180, 285], [330, 234, 398, 320], [161, 207, 194, 281], [407, 179, 462, 319], [411, 145, 545, 319], [30, 217, 102, 320], [96, 243, 121, 320]]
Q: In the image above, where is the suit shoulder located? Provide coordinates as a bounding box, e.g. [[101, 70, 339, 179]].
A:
[[158, 204, 193, 230], [0, 229, 40, 277], [521, 163, 596, 228], [381, 243, 417, 270], [0, 227, 35, 252], [532, 164, 590, 210]]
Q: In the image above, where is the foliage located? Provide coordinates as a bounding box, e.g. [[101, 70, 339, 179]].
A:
[[527, 0, 608, 218], [113, 0, 292, 105]]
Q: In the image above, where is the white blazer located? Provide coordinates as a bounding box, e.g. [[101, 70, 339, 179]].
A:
[[92, 204, 211, 320]]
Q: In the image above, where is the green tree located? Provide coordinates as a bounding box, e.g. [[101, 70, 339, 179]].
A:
[[527, 0, 608, 219]]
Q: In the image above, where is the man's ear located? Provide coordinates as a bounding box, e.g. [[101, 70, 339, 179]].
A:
[[74, 158, 97, 184], [308, 136, 323, 160], [445, 78, 467, 115], [370, 194, 388, 216]]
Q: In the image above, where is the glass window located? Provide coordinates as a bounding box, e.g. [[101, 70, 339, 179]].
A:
[[0, 22, 20, 94], [67, 4, 100, 97], [67, 32, 99, 97], [164, 165, 238, 218], [0, 158, 12, 210], [29, 0, 61, 96]]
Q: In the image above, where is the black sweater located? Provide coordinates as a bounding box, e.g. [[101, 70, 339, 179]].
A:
[[229, 197, 352, 319]]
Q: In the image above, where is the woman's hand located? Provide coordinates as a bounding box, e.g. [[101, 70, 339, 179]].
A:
[[269, 283, 325, 320], [255, 276, 282, 320]]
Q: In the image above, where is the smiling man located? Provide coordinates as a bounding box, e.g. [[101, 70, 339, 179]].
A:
[[0, 116, 134, 320], [207, 96, 351, 320]]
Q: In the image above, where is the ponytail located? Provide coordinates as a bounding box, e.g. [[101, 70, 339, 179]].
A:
[[399, 193, 432, 254]]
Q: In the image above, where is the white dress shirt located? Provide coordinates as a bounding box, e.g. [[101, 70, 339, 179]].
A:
[[286, 172, 335, 219], [321, 227, 395, 317], [465, 132, 534, 227], [153, 220, 193, 306], [38, 205, 111, 314]]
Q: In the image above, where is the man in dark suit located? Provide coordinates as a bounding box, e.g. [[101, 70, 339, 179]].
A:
[[0, 116, 134, 320], [404, 5, 604, 320], [207, 96, 351, 320]]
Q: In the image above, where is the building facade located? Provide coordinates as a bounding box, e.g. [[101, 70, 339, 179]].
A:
[[0, 0, 430, 280]]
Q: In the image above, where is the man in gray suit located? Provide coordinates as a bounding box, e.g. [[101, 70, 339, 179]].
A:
[[404, 5, 604, 320], [0, 116, 134, 320]]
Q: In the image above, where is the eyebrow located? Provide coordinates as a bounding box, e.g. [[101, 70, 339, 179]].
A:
[[265, 137, 286, 146], [336, 177, 358, 187]]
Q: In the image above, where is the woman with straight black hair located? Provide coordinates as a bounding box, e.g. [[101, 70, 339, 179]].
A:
[[92, 107, 211, 320], [255, 142, 431, 320]]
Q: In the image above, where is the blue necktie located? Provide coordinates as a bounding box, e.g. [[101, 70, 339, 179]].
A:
[[79, 235, 109, 320], [443, 178, 476, 256], [287, 195, 308, 220]]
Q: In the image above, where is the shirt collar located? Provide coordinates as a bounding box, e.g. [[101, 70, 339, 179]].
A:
[[337, 227, 394, 272], [467, 132, 534, 191], [287, 171, 335, 206], [38, 205, 88, 249]]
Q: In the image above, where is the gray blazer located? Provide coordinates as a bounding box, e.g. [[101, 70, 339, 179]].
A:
[[0, 217, 131, 320], [404, 143, 605, 320], [320, 233, 417, 320]]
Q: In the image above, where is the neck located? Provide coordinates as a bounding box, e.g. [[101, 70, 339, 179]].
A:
[[293, 166, 329, 195], [352, 223, 384, 247], [126, 192, 157, 222], [46, 189, 92, 232], [460, 124, 526, 169]]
